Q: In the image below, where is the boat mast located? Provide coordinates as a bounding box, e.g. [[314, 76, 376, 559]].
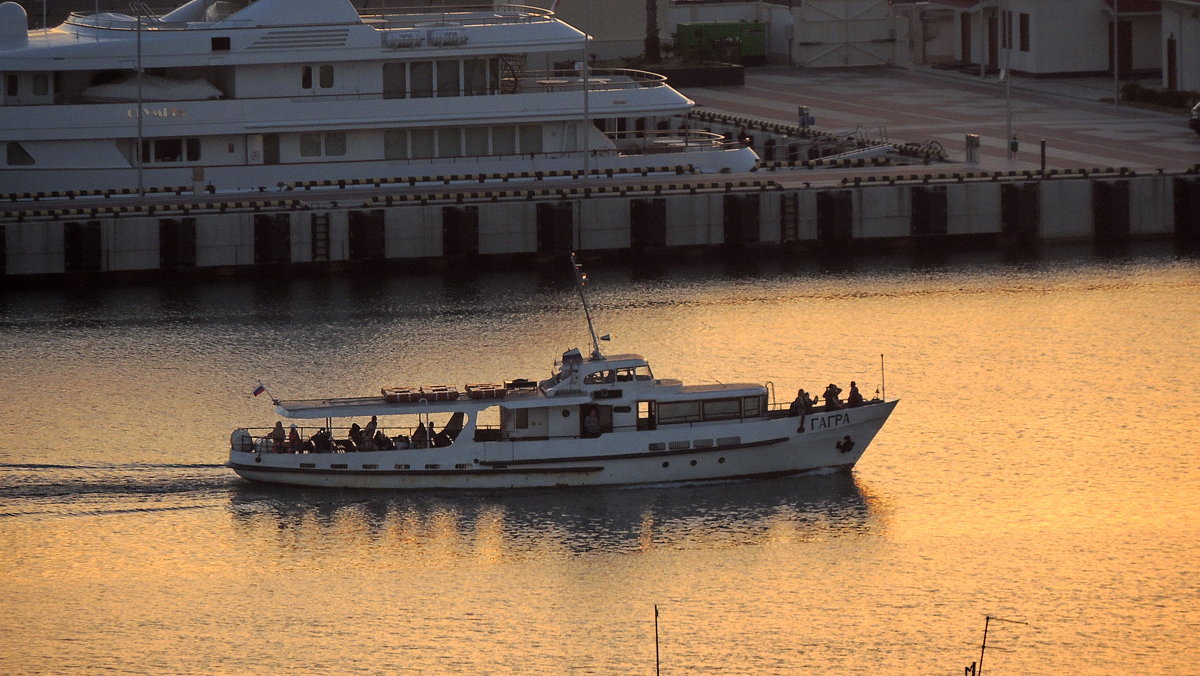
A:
[[570, 252, 604, 360]]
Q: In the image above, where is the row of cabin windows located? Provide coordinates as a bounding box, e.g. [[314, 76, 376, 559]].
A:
[[6, 73, 51, 97], [384, 125, 542, 160], [584, 366, 654, 385], [656, 396, 765, 425], [5, 125, 547, 167], [382, 58, 499, 99], [297, 59, 499, 98]]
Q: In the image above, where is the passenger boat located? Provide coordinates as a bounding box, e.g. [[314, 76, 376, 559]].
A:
[[226, 255, 898, 489], [0, 0, 758, 194]]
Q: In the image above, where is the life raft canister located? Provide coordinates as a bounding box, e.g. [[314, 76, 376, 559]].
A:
[[231, 428, 254, 453]]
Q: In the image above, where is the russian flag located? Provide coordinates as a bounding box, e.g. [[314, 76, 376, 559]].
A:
[[252, 382, 266, 397]]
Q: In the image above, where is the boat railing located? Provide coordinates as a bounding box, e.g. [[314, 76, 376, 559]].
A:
[[64, 4, 553, 31], [240, 424, 458, 454], [517, 68, 668, 94], [361, 4, 554, 29]]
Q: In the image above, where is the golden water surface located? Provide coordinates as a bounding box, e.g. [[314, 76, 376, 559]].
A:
[[1, 248, 1197, 674]]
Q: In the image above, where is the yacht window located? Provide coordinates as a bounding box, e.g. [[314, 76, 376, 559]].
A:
[[32, 74, 49, 97], [615, 368, 637, 382], [464, 127, 488, 156], [410, 61, 433, 98], [186, 138, 201, 162], [518, 125, 543, 154], [301, 66, 312, 90], [437, 128, 460, 157], [463, 59, 487, 96], [319, 65, 334, 89], [492, 126, 515, 155], [6, 142, 34, 166], [516, 409, 528, 429], [159, 140, 182, 163], [5, 74, 16, 97], [702, 398, 741, 422], [410, 129, 434, 158], [635, 365, 653, 380], [383, 62, 406, 99], [325, 132, 346, 156], [436, 60, 459, 97], [299, 134, 321, 157], [384, 129, 407, 159], [657, 401, 700, 425]]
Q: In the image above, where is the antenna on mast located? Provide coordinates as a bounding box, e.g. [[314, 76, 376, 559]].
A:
[[570, 252, 604, 360]]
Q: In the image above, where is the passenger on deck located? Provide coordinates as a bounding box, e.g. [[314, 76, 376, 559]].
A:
[[846, 381, 864, 407], [287, 424, 301, 452], [308, 427, 333, 452], [583, 408, 601, 436], [823, 383, 843, 410], [427, 421, 438, 445], [347, 422, 364, 451], [790, 389, 816, 416], [363, 415, 378, 438], [269, 421, 286, 452], [412, 422, 428, 449], [375, 429, 395, 450]]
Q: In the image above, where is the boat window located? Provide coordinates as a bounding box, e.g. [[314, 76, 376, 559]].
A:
[[383, 62, 406, 99], [410, 129, 434, 158], [463, 59, 487, 96], [658, 401, 700, 425], [6, 142, 34, 166], [410, 61, 433, 98], [32, 74, 49, 97], [325, 132, 346, 156], [301, 65, 312, 90], [384, 129, 406, 159], [584, 369, 615, 384], [437, 128, 460, 157], [319, 65, 334, 89], [299, 133, 321, 157], [6, 74, 17, 97], [464, 127, 488, 156], [518, 125, 543, 154], [436, 60, 459, 97], [635, 365, 653, 380], [154, 138, 183, 162], [492, 126, 515, 155], [186, 138, 201, 162], [742, 395, 763, 417], [702, 398, 741, 421]]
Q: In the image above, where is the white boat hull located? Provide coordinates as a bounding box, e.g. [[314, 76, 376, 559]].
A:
[[227, 401, 897, 490]]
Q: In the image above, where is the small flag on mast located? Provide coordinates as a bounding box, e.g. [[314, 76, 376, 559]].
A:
[[252, 382, 266, 397]]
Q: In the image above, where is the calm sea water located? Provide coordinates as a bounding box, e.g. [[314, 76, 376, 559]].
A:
[[2, 246, 1198, 674]]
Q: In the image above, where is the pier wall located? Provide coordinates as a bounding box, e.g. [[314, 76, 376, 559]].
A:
[[4, 171, 1197, 281]]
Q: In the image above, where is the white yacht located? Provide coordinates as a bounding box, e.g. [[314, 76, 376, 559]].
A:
[[227, 255, 898, 490], [0, 0, 758, 195]]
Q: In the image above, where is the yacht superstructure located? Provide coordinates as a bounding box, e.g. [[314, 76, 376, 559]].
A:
[[0, 0, 757, 194]]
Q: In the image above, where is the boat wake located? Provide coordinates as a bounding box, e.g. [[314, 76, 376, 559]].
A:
[[0, 462, 235, 519]]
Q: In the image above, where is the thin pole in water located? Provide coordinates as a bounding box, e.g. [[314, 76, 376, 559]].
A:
[[880, 353, 885, 401], [654, 604, 660, 676]]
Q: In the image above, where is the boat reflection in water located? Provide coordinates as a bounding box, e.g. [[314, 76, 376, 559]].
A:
[[225, 473, 885, 556]]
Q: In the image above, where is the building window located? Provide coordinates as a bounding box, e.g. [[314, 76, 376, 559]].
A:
[[1019, 14, 1030, 52], [6, 142, 34, 166]]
